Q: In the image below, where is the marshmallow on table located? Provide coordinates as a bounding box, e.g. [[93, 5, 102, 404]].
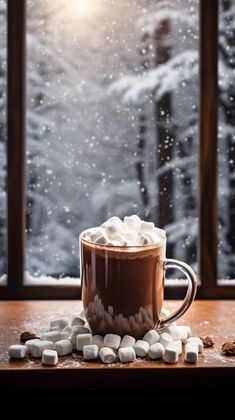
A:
[[134, 340, 149, 357], [71, 313, 86, 327], [41, 331, 62, 343], [160, 332, 174, 348], [8, 344, 27, 359], [187, 337, 203, 353], [30, 341, 54, 358], [92, 335, 104, 348], [143, 329, 160, 345], [76, 333, 92, 351], [149, 343, 165, 360], [120, 335, 136, 348], [165, 326, 190, 343], [50, 318, 69, 331], [99, 347, 116, 364], [25, 339, 42, 353], [83, 344, 99, 360], [164, 343, 179, 364], [55, 339, 73, 356], [63, 326, 73, 336], [42, 349, 58, 366], [184, 344, 198, 364], [118, 347, 135, 363], [104, 334, 121, 350]]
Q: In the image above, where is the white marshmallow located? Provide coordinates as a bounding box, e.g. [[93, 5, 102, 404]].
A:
[[118, 347, 135, 363], [30, 340, 54, 358], [92, 335, 104, 348], [170, 340, 183, 355], [120, 335, 136, 348], [8, 344, 27, 359], [184, 344, 198, 363], [83, 344, 99, 360], [134, 340, 149, 357], [63, 326, 73, 336], [187, 337, 203, 353], [69, 325, 90, 349], [94, 234, 109, 245], [149, 343, 165, 360], [143, 329, 160, 345], [71, 314, 86, 327], [42, 349, 58, 366], [152, 227, 166, 238], [55, 339, 73, 356], [164, 343, 179, 364], [99, 347, 116, 364], [166, 325, 190, 343], [50, 318, 69, 331], [41, 331, 62, 343], [76, 333, 92, 351], [25, 339, 42, 353], [104, 334, 121, 350], [140, 221, 154, 233], [89, 228, 107, 243], [160, 332, 174, 348], [138, 233, 155, 245], [124, 215, 141, 231]]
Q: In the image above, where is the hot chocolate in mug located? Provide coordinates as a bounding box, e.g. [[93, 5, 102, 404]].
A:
[[80, 219, 197, 339]]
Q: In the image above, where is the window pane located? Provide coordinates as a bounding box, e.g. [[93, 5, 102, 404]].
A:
[[0, 0, 7, 279], [218, 0, 235, 281], [26, 0, 199, 278]]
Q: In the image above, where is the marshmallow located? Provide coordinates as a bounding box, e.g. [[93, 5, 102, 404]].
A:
[[71, 314, 86, 327], [83, 344, 99, 360], [104, 334, 121, 350], [187, 337, 203, 353], [166, 326, 190, 343], [124, 215, 141, 231], [99, 347, 116, 364], [184, 344, 198, 363], [89, 228, 107, 243], [164, 343, 179, 364], [143, 329, 160, 345], [92, 335, 104, 348], [76, 333, 92, 351], [25, 339, 42, 353], [30, 340, 54, 358], [120, 335, 136, 348], [160, 332, 174, 348], [69, 325, 90, 349], [63, 326, 73, 336], [134, 340, 149, 357], [140, 221, 154, 233], [138, 233, 155, 245], [8, 344, 27, 359], [41, 331, 62, 343], [94, 235, 109, 245], [55, 339, 73, 356], [149, 343, 165, 360], [50, 318, 69, 331], [170, 340, 183, 355], [42, 349, 58, 366], [118, 347, 135, 363]]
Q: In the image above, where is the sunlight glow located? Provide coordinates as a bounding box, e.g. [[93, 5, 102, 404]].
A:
[[65, 0, 101, 19]]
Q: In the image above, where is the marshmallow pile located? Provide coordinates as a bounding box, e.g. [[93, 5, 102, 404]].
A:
[[82, 215, 166, 246], [8, 308, 203, 366]]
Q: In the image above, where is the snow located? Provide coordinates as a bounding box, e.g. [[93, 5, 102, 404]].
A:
[[0, 0, 235, 280]]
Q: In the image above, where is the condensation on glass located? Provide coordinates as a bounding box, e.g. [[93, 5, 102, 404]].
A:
[[217, 0, 235, 281], [0, 0, 7, 279], [26, 0, 199, 278]]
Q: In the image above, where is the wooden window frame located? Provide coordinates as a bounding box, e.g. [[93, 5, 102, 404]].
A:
[[1, 0, 235, 299]]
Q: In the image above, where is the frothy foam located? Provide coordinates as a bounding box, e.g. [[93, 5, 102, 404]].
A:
[[82, 215, 166, 246]]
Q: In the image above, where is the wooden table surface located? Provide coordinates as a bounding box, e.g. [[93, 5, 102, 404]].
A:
[[0, 300, 234, 390]]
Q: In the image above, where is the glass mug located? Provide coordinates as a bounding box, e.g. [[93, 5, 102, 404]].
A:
[[80, 232, 197, 339]]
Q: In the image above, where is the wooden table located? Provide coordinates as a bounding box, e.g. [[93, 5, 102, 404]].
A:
[[0, 300, 234, 391]]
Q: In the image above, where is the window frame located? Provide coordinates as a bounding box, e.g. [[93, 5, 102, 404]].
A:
[[1, 0, 235, 299]]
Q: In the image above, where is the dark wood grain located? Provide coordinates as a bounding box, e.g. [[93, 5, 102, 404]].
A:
[[199, 1, 218, 295], [0, 300, 234, 390]]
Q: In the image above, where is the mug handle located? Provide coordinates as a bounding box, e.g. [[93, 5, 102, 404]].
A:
[[157, 258, 197, 331]]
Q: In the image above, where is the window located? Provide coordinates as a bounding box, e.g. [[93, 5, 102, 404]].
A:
[[1, 0, 235, 299]]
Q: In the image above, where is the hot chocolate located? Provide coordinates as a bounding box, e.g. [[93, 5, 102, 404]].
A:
[[81, 239, 165, 338], [80, 215, 197, 339]]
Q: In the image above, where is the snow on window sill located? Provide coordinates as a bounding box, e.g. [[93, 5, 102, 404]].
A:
[[23, 272, 80, 286]]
